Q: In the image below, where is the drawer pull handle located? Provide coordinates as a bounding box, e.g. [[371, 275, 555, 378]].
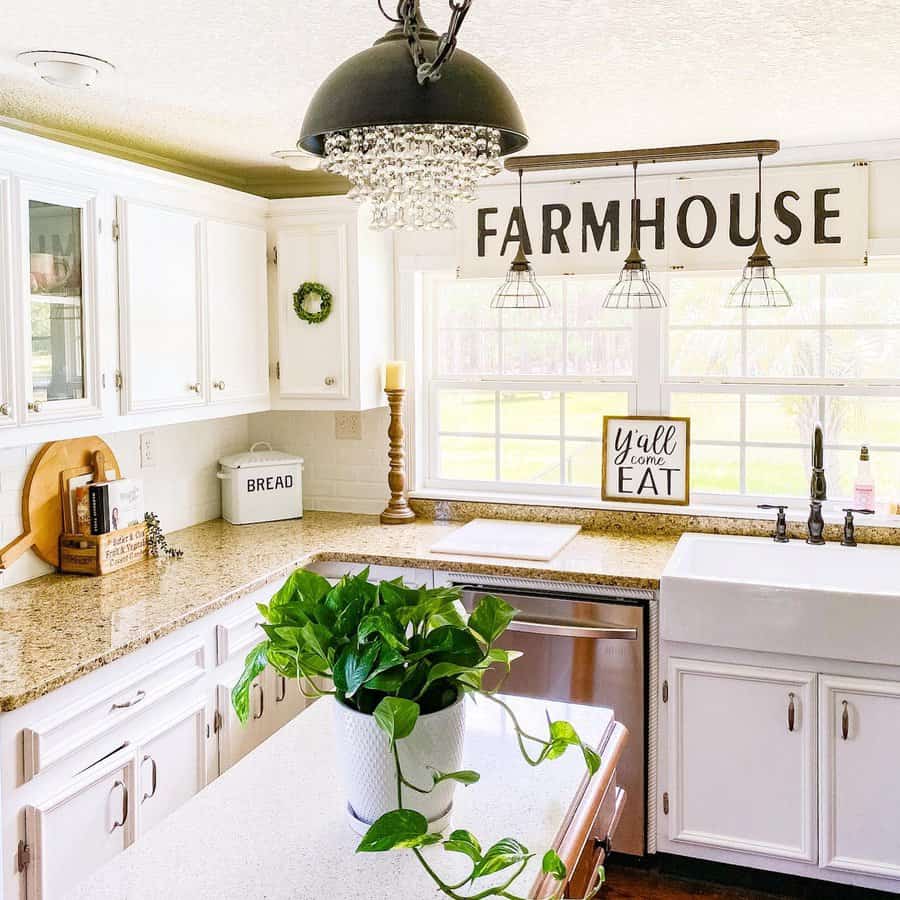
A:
[[324, 376, 336, 387], [213, 380, 225, 390], [787, 692, 796, 732], [841, 700, 849, 740], [0, 402, 9, 416], [276, 675, 287, 703], [27, 401, 41, 413], [188, 383, 201, 393], [142, 754, 158, 802], [111, 689, 146, 710], [110, 780, 128, 831], [252, 682, 265, 719]]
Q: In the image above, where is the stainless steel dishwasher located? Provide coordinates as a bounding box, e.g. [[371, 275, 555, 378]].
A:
[[454, 578, 647, 857]]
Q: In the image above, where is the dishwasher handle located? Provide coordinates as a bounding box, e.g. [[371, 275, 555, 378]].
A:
[[507, 618, 638, 641]]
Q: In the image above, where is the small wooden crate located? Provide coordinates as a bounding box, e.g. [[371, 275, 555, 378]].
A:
[[59, 525, 148, 575]]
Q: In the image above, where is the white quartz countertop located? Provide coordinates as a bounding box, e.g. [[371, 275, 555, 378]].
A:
[[67, 695, 614, 900]]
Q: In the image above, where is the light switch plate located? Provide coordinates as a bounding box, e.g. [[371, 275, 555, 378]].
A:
[[334, 412, 362, 440], [139, 430, 157, 468]]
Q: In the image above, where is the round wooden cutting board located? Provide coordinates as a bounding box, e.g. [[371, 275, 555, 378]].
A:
[[0, 437, 121, 570]]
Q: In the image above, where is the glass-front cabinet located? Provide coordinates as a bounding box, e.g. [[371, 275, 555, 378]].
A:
[[0, 175, 14, 429], [18, 179, 101, 423]]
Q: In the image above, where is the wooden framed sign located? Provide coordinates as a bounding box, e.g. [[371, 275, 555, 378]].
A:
[[601, 416, 691, 505]]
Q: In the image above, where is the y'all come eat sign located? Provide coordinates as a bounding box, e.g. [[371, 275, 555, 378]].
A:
[[602, 416, 691, 506]]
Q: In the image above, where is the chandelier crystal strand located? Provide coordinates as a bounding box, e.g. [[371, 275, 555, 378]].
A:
[[323, 124, 502, 230]]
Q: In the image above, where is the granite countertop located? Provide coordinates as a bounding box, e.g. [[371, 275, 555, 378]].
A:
[[0, 511, 678, 711], [66, 694, 616, 900]]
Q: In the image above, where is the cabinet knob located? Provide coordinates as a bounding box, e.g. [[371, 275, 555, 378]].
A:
[[188, 383, 201, 394], [324, 376, 336, 387], [27, 401, 41, 413], [0, 402, 9, 417], [213, 380, 226, 390]]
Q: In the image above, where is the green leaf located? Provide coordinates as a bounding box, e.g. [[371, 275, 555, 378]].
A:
[[425, 626, 485, 668], [430, 769, 480, 787], [468, 594, 517, 645], [486, 647, 523, 672], [358, 608, 409, 651], [421, 661, 479, 692], [443, 829, 482, 864], [582, 744, 601, 776], [271, 568, 331, 608], [364, 667, 405, 692], [373, 696, 420, 743], [542, 849, 567, 881], [549, 720, 579, 745], [338, 641, 381, 698], [471, 838, 533, 880], [231, 641, 268, 724], [355, 809, 440, 852]]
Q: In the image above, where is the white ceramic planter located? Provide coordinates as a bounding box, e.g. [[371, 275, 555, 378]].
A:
[[333, 694, 467, 832]]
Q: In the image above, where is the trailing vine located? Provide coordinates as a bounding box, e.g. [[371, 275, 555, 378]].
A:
[[144, 511, 184, 559]]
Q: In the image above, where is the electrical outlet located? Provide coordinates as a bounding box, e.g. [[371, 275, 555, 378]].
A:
[[139, 431, 157, 468], [334, 412, 362, 440]]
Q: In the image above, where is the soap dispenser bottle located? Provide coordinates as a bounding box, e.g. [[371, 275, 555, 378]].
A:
[[853, 445, 876, 511]]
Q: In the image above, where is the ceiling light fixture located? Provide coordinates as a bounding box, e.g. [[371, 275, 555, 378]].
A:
[[271, 150, 321, 172], [603, 162, 667, 310], [725, 153, 792, 308], [17, 50, 114, 88], [297, 0, 527, 230], [490, 170, 550, 309]]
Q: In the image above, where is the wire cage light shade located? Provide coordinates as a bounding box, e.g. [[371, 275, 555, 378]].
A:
[[490, 246, 551, 309], [726, 240, 792, 308]]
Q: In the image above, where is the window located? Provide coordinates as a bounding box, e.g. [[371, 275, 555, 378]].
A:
[[421, 268, 900, 505]]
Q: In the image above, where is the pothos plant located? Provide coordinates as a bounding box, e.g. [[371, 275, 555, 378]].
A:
[[233, 568, 606, 900]]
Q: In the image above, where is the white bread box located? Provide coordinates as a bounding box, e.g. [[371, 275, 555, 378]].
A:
[[217, 442, 303, 525]]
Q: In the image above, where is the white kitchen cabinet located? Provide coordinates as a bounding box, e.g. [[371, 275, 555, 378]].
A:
[[269, 670, 307, 734], [137, 700, 208, 835], [16, 178, 103, 425], [23, 751, 136, 899], [666, 658, 817, 862], [116, 197, 205, 413], [216, 675, 268, 772], [270, 197, 394, 411], [819, 674, 900, 879], [206, 219, 269, 404], [0, 174, 15, 430]]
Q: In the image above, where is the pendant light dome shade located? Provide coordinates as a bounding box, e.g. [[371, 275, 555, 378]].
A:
[[491, 245, 551, 309], [298, 11, 527, 230], [725, 238, 792, 308]]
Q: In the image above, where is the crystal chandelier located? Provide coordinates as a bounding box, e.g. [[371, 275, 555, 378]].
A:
[[603, 162, 667, 310], [298, 1, 527, 231], [725, 153, 792, 308]]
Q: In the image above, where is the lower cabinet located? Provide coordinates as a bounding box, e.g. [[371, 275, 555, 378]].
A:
[[666, 658, 817, 862], [24, 753, 136, 899], [819, 675, 900, 879]]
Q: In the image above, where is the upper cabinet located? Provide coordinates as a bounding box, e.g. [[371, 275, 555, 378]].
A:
[[0, 175, 14, 430], [117, 198, 205, 413], [17, 179, 103, 425], [116, 200, 269, 416], [206, 220, 268, 405], [271, 198, 394, 411]]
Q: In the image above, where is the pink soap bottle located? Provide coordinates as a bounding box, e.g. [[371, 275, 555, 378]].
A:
[[853, 445, 876, 511]]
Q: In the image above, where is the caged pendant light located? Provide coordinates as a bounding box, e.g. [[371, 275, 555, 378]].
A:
[[603, 162, 666, 310], [490, 170, 550, 309], [726, 153, 792, 308]]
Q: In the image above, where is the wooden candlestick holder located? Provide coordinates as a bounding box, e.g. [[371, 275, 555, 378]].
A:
[[380, 388, 416, 525]]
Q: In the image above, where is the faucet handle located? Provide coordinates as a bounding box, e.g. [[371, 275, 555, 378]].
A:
[[758, 504, 789, 543], [841, 508, 874, 547]]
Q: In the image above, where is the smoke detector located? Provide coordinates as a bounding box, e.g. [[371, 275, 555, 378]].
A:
[[17, 51, 114, 88], [271, 150, 320, 172]]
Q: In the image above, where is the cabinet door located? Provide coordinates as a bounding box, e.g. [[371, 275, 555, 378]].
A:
[[216, 677, 268, 772], [24, 753, 135, 899], [276, 223, 350, 400], [820, 675, 900, 878], [207, 220, 268, 403], [267, 669, 307, 736], [667, 658, 816, 862], [137, 700, 208, 835], [18, 178, 102, 423], [117, 198, 204, 412], [0, 174, 14, 428]]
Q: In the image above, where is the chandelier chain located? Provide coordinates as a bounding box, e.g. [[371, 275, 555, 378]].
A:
[[398, 0, 474, 84]]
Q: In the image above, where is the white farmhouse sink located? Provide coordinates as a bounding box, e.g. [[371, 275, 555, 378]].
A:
[[661, 533, 900, 665]]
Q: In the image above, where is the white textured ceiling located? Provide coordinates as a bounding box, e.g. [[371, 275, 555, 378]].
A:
[[2, 0, 900, 194]]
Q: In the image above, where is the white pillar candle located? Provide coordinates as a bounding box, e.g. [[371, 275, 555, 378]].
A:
[[384, 360, 407, 391]]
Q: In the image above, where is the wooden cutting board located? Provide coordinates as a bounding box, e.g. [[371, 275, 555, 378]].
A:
[[0, 437, 121, 570]]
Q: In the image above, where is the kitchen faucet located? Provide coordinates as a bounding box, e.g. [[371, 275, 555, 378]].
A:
[[807, 422, 827, 544]]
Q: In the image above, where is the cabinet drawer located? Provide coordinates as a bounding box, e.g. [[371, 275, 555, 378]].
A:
[[23, 637, 206, 780], [216, 589, 271, 665]]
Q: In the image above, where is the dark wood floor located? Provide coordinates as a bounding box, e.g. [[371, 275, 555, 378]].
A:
[[603, 866, 786, 899]]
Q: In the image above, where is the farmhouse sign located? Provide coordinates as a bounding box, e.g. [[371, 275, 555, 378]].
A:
[[458, 162, 868, 277], [602, 416, 691, 506]]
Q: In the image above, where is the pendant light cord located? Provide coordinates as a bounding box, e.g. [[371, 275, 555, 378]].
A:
[[518, 169, 523, 211], [756, 152, 763, 238], [631, 161, 638, 250]]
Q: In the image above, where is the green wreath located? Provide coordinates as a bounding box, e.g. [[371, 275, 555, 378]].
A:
[[293, 281, 333, 324]]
